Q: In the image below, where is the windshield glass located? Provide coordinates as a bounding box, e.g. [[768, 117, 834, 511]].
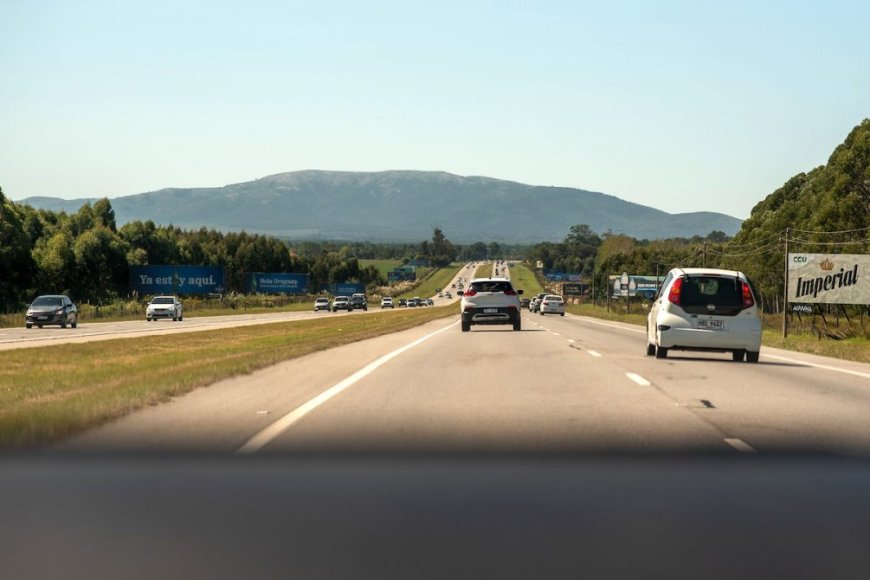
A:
[[152, 297, 175, 304], [31, 296, 62, 307]]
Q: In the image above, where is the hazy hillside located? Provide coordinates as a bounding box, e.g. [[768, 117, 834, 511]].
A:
[[21, 170, 742, 242]]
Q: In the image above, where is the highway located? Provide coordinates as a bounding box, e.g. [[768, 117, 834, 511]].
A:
[[0, 263, 477, 352], [61, 262, 870, 455]]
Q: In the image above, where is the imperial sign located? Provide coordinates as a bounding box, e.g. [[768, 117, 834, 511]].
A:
[[788, 253, 868, 305]]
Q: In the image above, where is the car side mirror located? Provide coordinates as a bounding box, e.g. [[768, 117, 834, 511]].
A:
[[457, 291, 464, 296], [517, 289, 524, 295]]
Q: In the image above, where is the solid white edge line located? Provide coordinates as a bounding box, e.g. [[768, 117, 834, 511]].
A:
[[236, 320, 459, 455], [626, 372, 650, 386], [587, 350, 602, 358], [724, 438, 757, 453], [762, 353, 870, 380]]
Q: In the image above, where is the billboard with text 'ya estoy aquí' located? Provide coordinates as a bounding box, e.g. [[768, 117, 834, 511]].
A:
[[130, 266, 226, 296], [788, 254, 868, 305]]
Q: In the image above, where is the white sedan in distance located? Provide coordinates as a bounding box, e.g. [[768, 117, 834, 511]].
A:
[[146, 296, 184, 321], [539, 295, 565, 316]]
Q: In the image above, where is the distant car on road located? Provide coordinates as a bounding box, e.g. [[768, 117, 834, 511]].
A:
[[458, 278, 523, 332], [314, 297, 330, 312], [380, 297, 394, 309], [146, 296, 183, 322], [426, 298, 434, 306], [647, 267, 762, 362], [398, 298, 408, 307], [520, 297, 531, 308], [25, 295, 78, 329], [539, 295, 565, 316], [350, 293, 368, 311], [332, 296, 351, 312]]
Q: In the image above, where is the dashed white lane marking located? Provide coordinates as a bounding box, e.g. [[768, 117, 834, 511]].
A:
[[552, 332, 561, 336], [762, 353, 870, 380], [573, 317, 645, 334], [587, 350, 602, 358], [567, 339, 576, 344], [626, 373, 650, 386], [236, 321, 458, 455], [724, 438, 757, 453]]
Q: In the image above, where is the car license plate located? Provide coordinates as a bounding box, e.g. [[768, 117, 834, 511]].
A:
[[38, 316, 48, 320], [484, 308, 498, 314], [698, 319, 725, 330]]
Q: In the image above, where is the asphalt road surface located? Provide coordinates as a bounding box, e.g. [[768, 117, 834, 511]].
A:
[[63, 296, 870, 456]]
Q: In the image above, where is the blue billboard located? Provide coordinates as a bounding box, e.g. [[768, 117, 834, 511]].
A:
[[325, 282, 365, 295], [247, 273, 309, 294], [130, 265, 226, 295]]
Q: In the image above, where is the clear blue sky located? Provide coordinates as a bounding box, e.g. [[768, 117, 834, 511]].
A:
[[1, 0, 867, 219]]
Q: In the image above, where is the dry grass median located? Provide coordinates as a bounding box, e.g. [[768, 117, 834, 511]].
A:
[[0, 306, 455, 450]]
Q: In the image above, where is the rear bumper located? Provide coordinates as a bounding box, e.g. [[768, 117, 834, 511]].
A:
[[462, 307, 519, 325], [656, 312, 762, 351]]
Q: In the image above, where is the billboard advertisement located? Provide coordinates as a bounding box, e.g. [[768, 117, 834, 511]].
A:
[[562, 283, 589, 296], [545, 272, 582, 282], [326, 282, 366, 295], [388, 269, 416, 282], [130, 265, 225, 296], [247, 273, 309, 294], [608, 275, 664, 299], [788, 253, 868, 305]]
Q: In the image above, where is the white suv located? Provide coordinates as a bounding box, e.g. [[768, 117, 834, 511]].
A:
[[458, 278, 523, 332], [647, 268, 762, 362]]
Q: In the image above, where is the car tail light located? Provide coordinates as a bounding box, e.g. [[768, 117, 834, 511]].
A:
[[667, 277, 683, 305], [463, 288, 477, 297], [503, 288, 515, 295], [741, 281, 754, 309]]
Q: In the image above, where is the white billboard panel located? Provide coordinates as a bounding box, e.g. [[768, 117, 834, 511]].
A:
[[788, 253, 870, 305]]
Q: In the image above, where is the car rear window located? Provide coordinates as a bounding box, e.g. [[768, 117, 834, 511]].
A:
[[469, 281, 515, 293], [680, 275, 744, 315]]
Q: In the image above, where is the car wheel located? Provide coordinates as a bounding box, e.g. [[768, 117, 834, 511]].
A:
[[539, 311, 544, 316], [732, 350, 746, 362], [561, 312, 565, 317], [461, 321, 471, 332], [655, 346, 668, 359], [513, 319, 521, 331], [71, 321, 77, 329], [179, 314, 183, 321], [61, 320, 67, 329], [37, 324, 43, 328], [25, 323, 32, 329], [172, 316, 177, 321], [746, 351, 760, 363], [646, 343, 656, 356]]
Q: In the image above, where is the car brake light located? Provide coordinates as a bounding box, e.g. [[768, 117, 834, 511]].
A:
[[463, 289, 477, 297], [668, 277, 683, 305], [503, 289, 515, 295], [741, 281, 754, 308]]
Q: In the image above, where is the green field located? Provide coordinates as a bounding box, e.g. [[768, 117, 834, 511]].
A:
[[359, 259, 404, 278], [474, 263, 493, 278], [397, 264, 464, 299], [508, 263, 545, 296], [0, 305, 456, 449]]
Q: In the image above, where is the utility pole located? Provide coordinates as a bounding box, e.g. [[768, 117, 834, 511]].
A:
[[783, 227, 790, 338], [703, 242, 707, 267]]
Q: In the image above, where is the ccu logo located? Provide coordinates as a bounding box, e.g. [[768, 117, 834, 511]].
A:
[[792, 255, 808, 263]]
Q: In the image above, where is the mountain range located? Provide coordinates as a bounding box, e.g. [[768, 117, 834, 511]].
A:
[[21, 170, 742, 243]]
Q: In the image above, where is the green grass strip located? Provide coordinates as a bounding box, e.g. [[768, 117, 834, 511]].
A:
[[508, 264, 545, 296], [0, 306, 456, 450]]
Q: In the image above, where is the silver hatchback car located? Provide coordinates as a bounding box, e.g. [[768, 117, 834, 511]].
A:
[[647, 268, 762, 362]]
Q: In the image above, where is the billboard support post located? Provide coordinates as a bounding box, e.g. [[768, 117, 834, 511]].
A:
[[783, 228, 789, 339]]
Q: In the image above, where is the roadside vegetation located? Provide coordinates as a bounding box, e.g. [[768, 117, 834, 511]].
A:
[[0, 305, 456, 450], [474, 263, 493, 278]]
